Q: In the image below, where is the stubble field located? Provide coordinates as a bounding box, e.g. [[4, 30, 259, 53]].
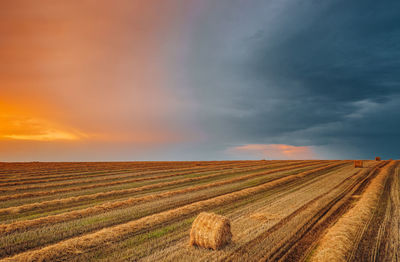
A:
[[0, 159, 398, 261]]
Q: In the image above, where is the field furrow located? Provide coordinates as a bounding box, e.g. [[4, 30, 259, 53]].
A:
[[0, 162, 280, 200], [0, 161, 258, 186], [348, 161, 400, 262], [0, 162, 269, 193]]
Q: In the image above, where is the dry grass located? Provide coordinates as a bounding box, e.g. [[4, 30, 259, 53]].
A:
[[189, 212, 231, 250], [0, 164, 255, 201], [310, 160, 398, 262], [0, 162, 250, 187], [0, 162, 257, 192], [250, 212, 282, 221]]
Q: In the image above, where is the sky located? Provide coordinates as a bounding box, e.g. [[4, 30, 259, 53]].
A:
[[1, 0, 399, 161]]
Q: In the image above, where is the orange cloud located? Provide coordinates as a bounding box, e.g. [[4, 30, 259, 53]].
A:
[[0, 102, 85, 141], [0, 114, 84, 141], [0, 100, 187, 145], [228, 144, 316, 160]]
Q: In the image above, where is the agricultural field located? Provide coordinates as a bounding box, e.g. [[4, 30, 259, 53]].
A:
[[0, 160, 398, 261]]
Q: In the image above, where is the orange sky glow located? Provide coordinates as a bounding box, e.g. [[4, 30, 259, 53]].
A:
[[0, 1, 195, 160], [228, 144, 316, 160]]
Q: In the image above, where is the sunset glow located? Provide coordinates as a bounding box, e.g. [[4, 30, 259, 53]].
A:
[[229, 144, 316, 160], [0, 120, 80, 141], [0, 103, 82, 141]]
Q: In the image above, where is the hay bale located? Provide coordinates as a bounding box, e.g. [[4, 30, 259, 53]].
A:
[[250, 212, 282, 221], [354, 160, 363, 168], [375, 157, 381, 161], [189, 212, 231, 250]]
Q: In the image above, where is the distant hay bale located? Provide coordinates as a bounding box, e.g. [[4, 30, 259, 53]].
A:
[[354, 160, 363, 168], [250, 212, 282, 221], [375, 157, 381, 161], [189, 212, 232, 250]]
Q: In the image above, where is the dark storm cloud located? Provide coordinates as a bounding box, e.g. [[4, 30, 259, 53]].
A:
[[249, 1, 400, 101], [185, 0, 400, 159]]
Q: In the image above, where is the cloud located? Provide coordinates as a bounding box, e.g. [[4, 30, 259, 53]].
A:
[[228, 144, 316, 160], [182, 0, 400, 159], [0, 114, 83, 141]]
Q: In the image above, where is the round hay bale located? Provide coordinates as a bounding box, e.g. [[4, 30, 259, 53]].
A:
[[250, 212, 282, 221], [354, 160, 363, 168], [189, 212, 232, 250]]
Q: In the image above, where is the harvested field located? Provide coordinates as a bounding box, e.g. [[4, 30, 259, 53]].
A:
[[0, 160, 398, 262]]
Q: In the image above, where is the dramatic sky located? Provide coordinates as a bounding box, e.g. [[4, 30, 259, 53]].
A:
[[1, 0, 399, 161]]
